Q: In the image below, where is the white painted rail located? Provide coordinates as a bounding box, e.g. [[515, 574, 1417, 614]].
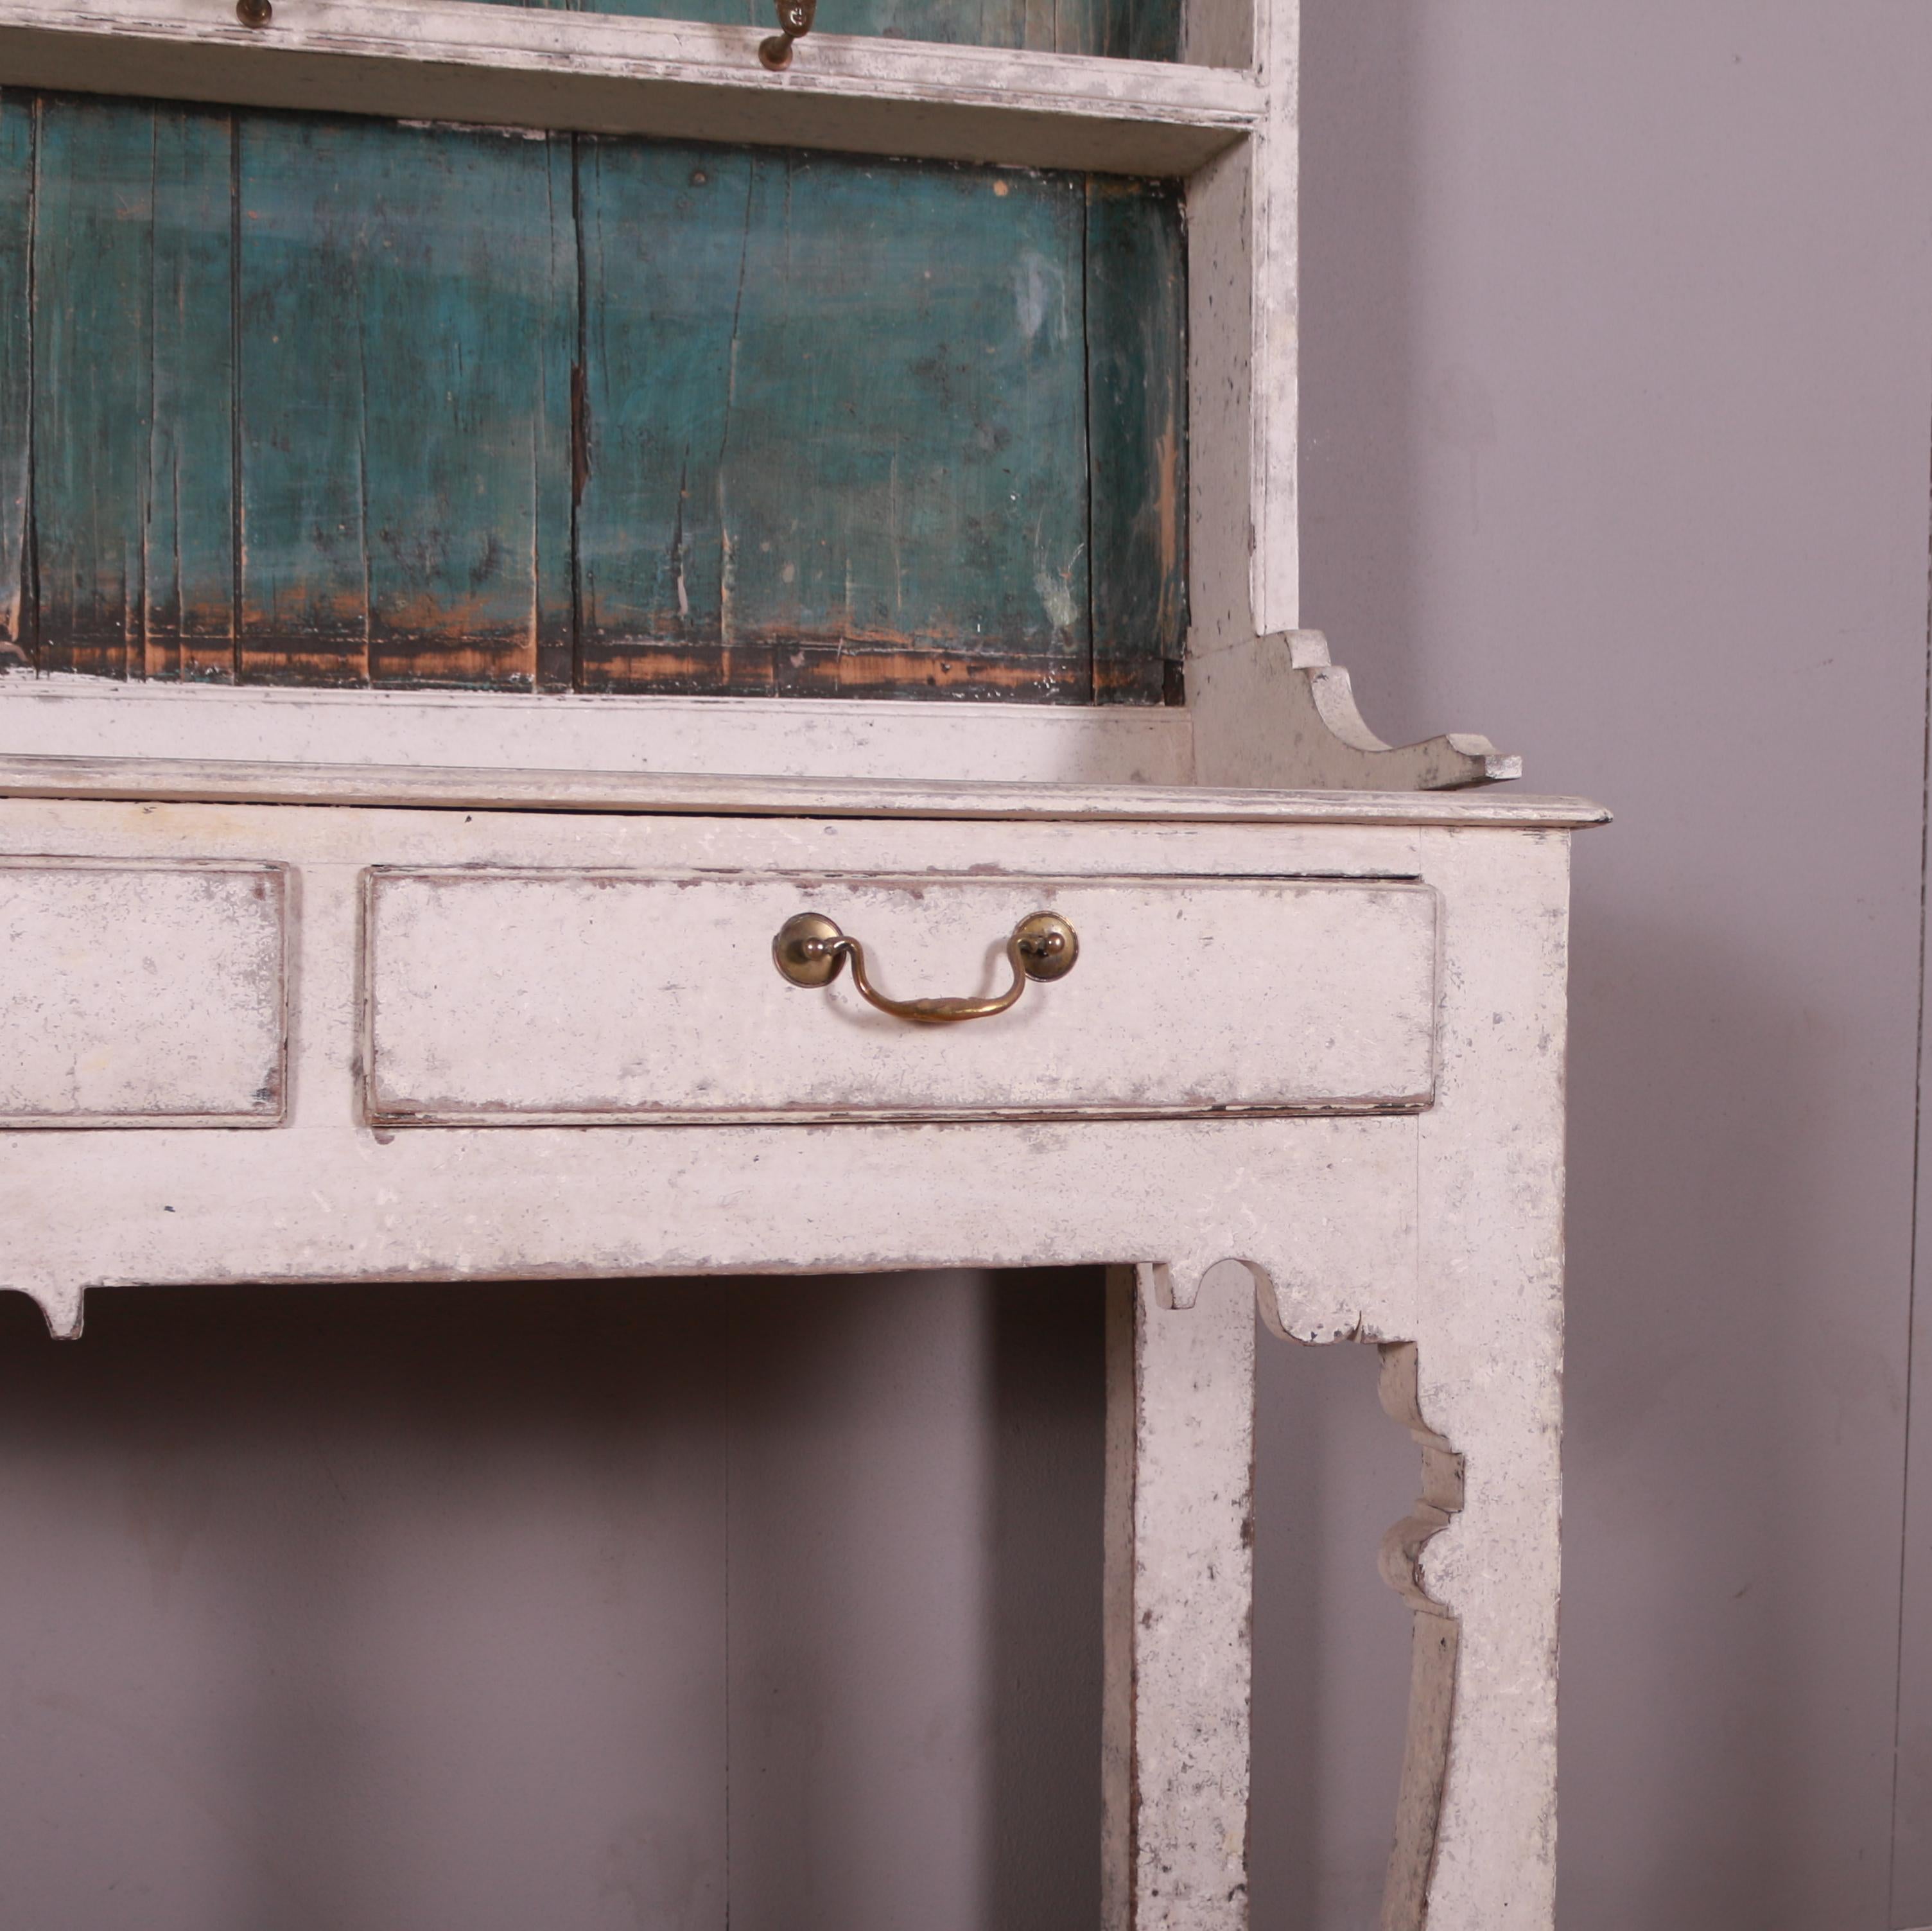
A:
[[0, 0, 1264, 172]]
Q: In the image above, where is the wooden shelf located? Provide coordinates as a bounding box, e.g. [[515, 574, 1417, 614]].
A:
[[0, 0, 1264, 173]]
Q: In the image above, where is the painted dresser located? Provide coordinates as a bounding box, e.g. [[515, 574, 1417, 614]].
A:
[[0, 0, 1603, 1923]]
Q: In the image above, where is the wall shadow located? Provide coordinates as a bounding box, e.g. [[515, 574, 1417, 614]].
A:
[[0, 1268, 1108, 1931], [982, 1266, 1107, 1931]]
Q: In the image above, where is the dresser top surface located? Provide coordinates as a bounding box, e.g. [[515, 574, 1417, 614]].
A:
[[0, 753, 1611, 830]]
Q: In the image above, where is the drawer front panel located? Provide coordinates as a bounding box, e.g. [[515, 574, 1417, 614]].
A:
[[0, 859, 287, 1126], [365, 870, 1437, 1124]]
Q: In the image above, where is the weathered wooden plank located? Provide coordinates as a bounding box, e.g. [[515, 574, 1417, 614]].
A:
[[576, 143, 1093, 701], [352, 121, 575, 688], [234, 113, 367, 685], [0, 753, 1609, 827], [536, 134, 579, 690], [0, 8, 1255, 179], [498, 0, 1176, 60], [1102, 0, 1182, 62], [31, 97, 156, 678], [31, 98, 236, 682], [238, 114, 573, 688], [1086, 174, 1186, 703], [0, 677, 1201, 787], [16, 94, 1184, 703], [146, 107, 236, 681], [0, 91, 30, 670]]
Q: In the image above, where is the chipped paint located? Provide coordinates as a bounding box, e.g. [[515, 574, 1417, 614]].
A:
[[4, 98, 1185, 703]]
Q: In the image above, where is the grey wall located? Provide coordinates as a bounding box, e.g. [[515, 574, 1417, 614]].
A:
[[6, 4, 1932, 1927], [0, 1271, 1106, 1931]]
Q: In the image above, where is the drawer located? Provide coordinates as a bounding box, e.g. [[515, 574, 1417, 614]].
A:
[[0, 858, 287, 1127], [363, 869, 1438, 1124]]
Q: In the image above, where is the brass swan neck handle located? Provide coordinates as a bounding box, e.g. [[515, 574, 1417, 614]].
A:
[[772, 911, 1078, 1025]]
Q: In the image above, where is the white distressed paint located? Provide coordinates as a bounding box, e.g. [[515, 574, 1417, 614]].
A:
[[0, 0, 1262, 174], [0, 857, 286, 1126], [1401, 827, 1573, 1930], [0, 674, 1196, 789], [0, 774, 1589, 1930], [0, 0, 1597, 1912], [0, 753, 1606, 829], [364, 869, 1437, 1123], [1111, 1258, 1258, 1930]]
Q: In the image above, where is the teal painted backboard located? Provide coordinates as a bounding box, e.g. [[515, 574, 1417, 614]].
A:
[[0, 92, 1186, 704]]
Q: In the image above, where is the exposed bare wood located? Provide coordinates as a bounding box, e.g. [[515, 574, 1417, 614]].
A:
[[0, 0, 1262, 174]]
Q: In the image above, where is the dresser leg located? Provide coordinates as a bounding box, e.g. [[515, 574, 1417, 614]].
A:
[[1102, 1261, 1257, 1931], [1380, 1325, 1561, 1931], [1375, 1340, 1466, 1931]]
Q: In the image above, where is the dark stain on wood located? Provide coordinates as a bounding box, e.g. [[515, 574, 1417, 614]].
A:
[[1086, 175, 1187, 706], [0, 93, 30, 670], [1, 91, 1187, 705]]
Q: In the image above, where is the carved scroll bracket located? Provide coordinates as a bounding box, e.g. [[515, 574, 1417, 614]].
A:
[[1142, 1264, 1467, 1928], [1190, 630, 1522, 793], [1136, 1254, 1402, 1346]]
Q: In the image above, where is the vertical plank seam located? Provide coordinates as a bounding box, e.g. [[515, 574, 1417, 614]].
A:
[[21, 91, 39, 672], [1888, 406, 1932, 1930], [355, 226, 374, 688], [1081, 179, 1097, 706], [714, 158, 759, 670], [569, 128, 586, 691], [143, 104, 159, 681], [229, 112, 243, 683]]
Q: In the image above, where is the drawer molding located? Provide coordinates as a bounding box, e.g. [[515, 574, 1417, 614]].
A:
[[0, 857, 288, 1128], [361, 866, 1439, 1126]]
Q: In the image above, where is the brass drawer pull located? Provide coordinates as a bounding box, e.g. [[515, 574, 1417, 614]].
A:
[[773, 910, 1078, 1024]]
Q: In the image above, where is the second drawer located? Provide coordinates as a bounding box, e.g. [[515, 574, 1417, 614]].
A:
[[362, 869, 1439, 1124]]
